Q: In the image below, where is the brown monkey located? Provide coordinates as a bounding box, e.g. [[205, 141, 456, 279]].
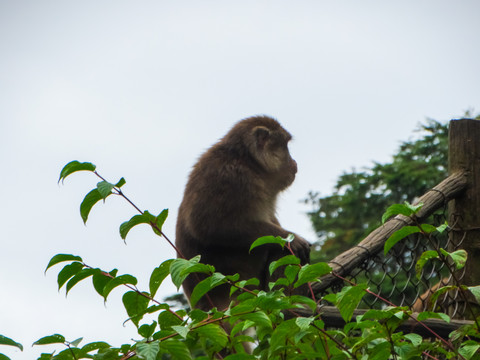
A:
[[175, 115, 310, 311]]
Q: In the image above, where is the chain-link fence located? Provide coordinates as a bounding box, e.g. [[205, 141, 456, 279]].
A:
[[323, 203, 469, 319]]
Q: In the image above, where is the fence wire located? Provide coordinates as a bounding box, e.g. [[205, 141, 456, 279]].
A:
[[326, 199, 469, 319]]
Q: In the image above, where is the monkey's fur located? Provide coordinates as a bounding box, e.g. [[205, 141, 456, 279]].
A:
[[176, 115, 310, 310]]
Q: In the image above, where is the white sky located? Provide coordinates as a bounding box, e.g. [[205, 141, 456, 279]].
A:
[[1, 1, 479, 358]]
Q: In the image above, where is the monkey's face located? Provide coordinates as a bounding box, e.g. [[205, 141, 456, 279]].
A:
[[250, 125, 297, 191], [275, 147, 297, 190]]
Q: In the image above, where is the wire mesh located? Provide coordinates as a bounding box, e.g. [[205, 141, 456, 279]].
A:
[[324, 199, 469, 319]]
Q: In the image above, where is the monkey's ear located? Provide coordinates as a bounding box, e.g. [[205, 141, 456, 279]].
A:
[[252, 126, 270, 149]]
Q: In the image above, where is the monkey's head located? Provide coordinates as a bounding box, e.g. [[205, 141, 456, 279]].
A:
[[222, 115, 298, 191]]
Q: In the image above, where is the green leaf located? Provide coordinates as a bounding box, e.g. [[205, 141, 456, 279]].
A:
[[323, 293, 336, 304], [436, 221, 448, 233], [33, 334, 66, 346], [189, 309, 208, 323], [170, 256, 201, 290], [384, 226, 421, 255], [440, 248, 467, 270], [92, 270, 117, 297], [269, 255, 300, 275], [154, 209, 169, 235], [415, 250, 439, 278], [403, 333, 423, 347], [58, 161, 96, 183], [249, 236, 285, 253], [223, 355, 255, 360], [180, 263, 215, 277], [138, 322, 158, 339], [269, 277, 289, 290], [55, 347, 83, 359], [225, 273, 240, 283], [369, 341, 391, 360], [285, 233, 295, 242], [96, 181, 115, 199], [146, 304, 169, 314], [190, 273, 226, 308], [80, 188, 103, 224], [136, 341, 160, 360], [404, 202, 424, 214], [122, 291, 150, 327], [45, 254, 83, 273], [115, 177, 126, 188], [66, 268, 99, 295], [159, 339, 191, 360], [419, 223, 437, 233], [150, 259, 174, 298], [80, 342, 110, 353], [294, 262, 331, 288], [459, 340, 480, 359], [158, 310, 183, 330], [171, 325, 189, 339], [381, 202, 423, 223], [269, 321, 293, 356], [295, 316, 314, 331], [468, 285, 480, 304], [235, 278, 259, 289], [69, 337, 83, 347], [103, 274, 138, 300], [284, 264, 300, 285], [233, 278, 259, 295], [431, 285, 456, 306], [57, 262, 84, 290], [119, 211, 156, 240], [223, 354, 255, 360], [417, 311, 450, 323], [288, 295, 318, 312], [240, 311, 272, 329], [0, 335, 23, 351], [335, 284, 368, 322], [193, 324, 228, 348]]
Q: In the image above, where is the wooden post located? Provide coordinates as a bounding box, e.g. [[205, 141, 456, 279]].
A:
[[448, 119, 480, 287]]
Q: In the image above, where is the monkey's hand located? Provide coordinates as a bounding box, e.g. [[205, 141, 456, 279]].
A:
[[289, 236, 311, 265]]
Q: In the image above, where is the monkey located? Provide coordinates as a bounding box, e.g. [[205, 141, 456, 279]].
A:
[[175, 115, 311, 311]]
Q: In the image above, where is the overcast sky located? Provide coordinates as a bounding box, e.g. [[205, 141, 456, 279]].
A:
[[1, 1, 479, 358]]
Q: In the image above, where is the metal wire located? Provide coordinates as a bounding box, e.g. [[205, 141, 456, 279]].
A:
[[323, 191, 469, 319]]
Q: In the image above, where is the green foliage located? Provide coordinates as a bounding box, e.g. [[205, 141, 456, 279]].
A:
[[249, 235, 286, 252], [324, 283, 368, 322], [10, 160, 480, 359], [58, 161, 96, 183], [382, 202, 424, 224], [0, 335, 23, 360], [0, 336, 23, 352], [120, 209, 168, 240]]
